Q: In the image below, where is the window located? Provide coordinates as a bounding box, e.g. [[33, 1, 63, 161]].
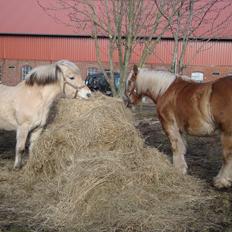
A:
[[212, 71, 220, 76], [8, 65, 16, 69], [87, 67, 98, 76], [191, 72, 204, 82], [21, 65, 32, 80], [0, 65, 2, 82]]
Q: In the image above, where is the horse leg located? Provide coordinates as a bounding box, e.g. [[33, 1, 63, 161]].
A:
[[28, 127, 43, 154], [169, 128, 187, 174], [14, 125, 29, 169], [160, 118, 188, 174], [214, 133, 232, 188]]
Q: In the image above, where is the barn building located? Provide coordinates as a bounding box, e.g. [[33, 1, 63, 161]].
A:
[[0, 0, 232, 85]]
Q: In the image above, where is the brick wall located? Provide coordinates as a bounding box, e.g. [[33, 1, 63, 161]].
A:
[[183, 65, 232, 81], [0, 59, 113, 86], [0, 60, 51, 85], [1, 58, 232, 86]]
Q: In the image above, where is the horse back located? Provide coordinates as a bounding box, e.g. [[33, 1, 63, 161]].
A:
[[0, 83, 43, 130], [0, 84, 19, 130], [211, 76, 232, 133], [157, 79, 215, 135]]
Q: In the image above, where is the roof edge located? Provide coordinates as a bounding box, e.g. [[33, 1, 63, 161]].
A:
[[1, 32, 232, 42]]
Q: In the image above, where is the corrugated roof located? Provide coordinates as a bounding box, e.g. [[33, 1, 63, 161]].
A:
[[1, 35, 232, 66], [0, 0, 77, 35], [0, 0, 232, 39]]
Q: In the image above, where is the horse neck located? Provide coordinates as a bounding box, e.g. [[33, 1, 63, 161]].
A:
[[25, 82, 62, 104], [42, 83, 63, 102], [136, 70, 176, 103]]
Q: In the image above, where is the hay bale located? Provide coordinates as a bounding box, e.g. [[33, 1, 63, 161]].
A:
[[24, 94, 143, 179], [22, 93, 215, 232], [38, 149, 209, 232]]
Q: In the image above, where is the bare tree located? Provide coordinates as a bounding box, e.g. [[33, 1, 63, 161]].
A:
[[37, 0, 179, 97], [155, 0, 232, 74], [37, 0, 232, 95]]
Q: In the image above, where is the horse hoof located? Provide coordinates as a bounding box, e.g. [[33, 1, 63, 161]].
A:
[[174, 162, 188, 175], [182, 168, 187, 175], [13, 163, 22, 170], [213, 177, 231, 189], [179, 166, 187, 175], [173, 156, 188, 175], [173, 165, 187, 175]]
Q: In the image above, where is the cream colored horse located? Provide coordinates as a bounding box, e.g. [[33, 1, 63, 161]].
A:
[[0, 60, 91, 169]]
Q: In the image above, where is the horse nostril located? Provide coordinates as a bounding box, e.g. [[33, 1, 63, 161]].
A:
[[87, 93, 91, 98]]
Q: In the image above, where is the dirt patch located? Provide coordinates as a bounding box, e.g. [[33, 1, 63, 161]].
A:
[[135, 103, 232, 231], [137, 119, 222, 181]]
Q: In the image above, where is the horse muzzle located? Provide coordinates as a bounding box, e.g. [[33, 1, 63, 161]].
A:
[[122, 94, 132, 108], [76, 87, 92, 99], [63, 81, 91, 99]]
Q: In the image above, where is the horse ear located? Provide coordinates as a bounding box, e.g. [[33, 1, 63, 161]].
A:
[[133, 64, 138, 76], [55, 64, 63, 80], [55, 63, 62, 72]]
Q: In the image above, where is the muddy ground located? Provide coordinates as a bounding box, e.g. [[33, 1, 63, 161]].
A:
[[0, 103, 231, 232], [135, 104, 232, 231]]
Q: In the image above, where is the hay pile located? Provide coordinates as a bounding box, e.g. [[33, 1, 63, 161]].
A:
[[22, 93, 216, 232]]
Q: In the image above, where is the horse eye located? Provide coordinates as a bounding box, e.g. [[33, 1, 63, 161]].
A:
[[69, 76, 75, 80]]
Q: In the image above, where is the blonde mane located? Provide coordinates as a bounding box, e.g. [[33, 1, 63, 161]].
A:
[[136, 68, 176, 98], [56, 60, 81, 74]]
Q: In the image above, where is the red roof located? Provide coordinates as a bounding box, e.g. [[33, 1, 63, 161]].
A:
[[1, 0, 232, 39], [0, 0, 76, 35]]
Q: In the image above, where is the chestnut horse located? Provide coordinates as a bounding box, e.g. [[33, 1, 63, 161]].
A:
[[124, 65, 232, 189], [0, 60, 91, 169]]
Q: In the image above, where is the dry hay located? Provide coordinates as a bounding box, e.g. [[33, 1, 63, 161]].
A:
[[20, 93, 220, 232], [24, 93, 142, 180]]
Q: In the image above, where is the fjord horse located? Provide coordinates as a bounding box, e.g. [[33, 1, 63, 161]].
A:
[[125, 65, 232, 189], [0, 60, 91, 169]]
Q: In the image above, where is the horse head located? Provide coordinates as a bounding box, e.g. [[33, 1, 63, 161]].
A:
[[56, 60, 91, 99], [124, 64, 142, 107], [25, 60, 92, 99]]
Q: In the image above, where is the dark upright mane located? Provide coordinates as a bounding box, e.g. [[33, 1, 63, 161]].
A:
[[25, 63, 60, 86]]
